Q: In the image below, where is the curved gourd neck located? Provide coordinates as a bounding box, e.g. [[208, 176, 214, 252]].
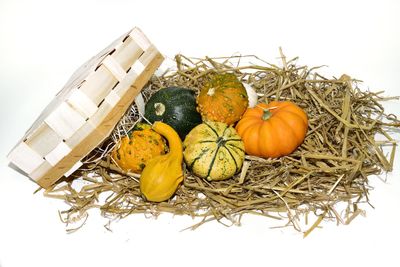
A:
[[152, 121, 183, 160]]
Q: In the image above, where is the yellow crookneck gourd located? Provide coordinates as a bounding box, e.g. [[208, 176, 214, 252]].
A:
[[140, 121, 184, 202]]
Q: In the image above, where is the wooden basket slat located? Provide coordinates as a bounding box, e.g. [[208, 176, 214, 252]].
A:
[[8, 142, 45, 175], [129, 27, 151, 50], [44, 102, 87, 140], [8, 27, 164, 188], [30, 161, 52, 181], [66, 88, 98, 119], [102, 55, 127, 82], [45, 141, 71, 166], [79, 65, 119, 106], [24, 122, 62, 157], [139, 44, 159, 66], [112, 36, 144, 71], [65, 119, 97, 149], [61, 31, 128, 92]]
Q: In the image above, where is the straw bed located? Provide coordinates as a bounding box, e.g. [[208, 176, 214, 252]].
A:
[[44, 52, 400, 235]]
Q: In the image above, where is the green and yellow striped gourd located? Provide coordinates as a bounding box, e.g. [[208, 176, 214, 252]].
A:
[[183, 121, 245, 181]]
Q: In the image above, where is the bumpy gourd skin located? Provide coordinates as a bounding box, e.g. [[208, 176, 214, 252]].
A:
[[140, 121, 184, 202], [183, 121, 245, 181], [111, 126, 166, 173], [197, 73, 248, 125]]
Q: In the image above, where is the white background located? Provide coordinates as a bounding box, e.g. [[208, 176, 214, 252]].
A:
[[1, 0, 400, 266]]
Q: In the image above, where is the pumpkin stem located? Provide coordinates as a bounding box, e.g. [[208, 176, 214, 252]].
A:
[[262, 109, 272, 120], [256, 104, 277, 120]]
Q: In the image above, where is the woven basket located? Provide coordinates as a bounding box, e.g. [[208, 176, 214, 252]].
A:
[[8, 27, 164, 188]]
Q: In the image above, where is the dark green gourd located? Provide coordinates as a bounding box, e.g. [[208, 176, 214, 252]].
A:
[[144, 87, 202, 140]]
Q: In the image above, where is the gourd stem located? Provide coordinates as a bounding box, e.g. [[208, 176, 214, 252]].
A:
[[152, 121, 183, 160]]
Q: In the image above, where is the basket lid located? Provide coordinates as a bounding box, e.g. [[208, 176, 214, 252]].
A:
[[7, 27, 164, 188]]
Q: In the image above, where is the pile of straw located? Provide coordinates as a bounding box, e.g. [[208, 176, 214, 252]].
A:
[[45, 51, 399, 236]]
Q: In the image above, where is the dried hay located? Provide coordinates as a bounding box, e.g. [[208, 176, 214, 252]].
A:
[[43, 51, 400, 236]]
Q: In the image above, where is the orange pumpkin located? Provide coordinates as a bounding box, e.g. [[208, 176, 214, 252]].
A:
[[196, 73, 248, 125], [235, 101, 308, 158]]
